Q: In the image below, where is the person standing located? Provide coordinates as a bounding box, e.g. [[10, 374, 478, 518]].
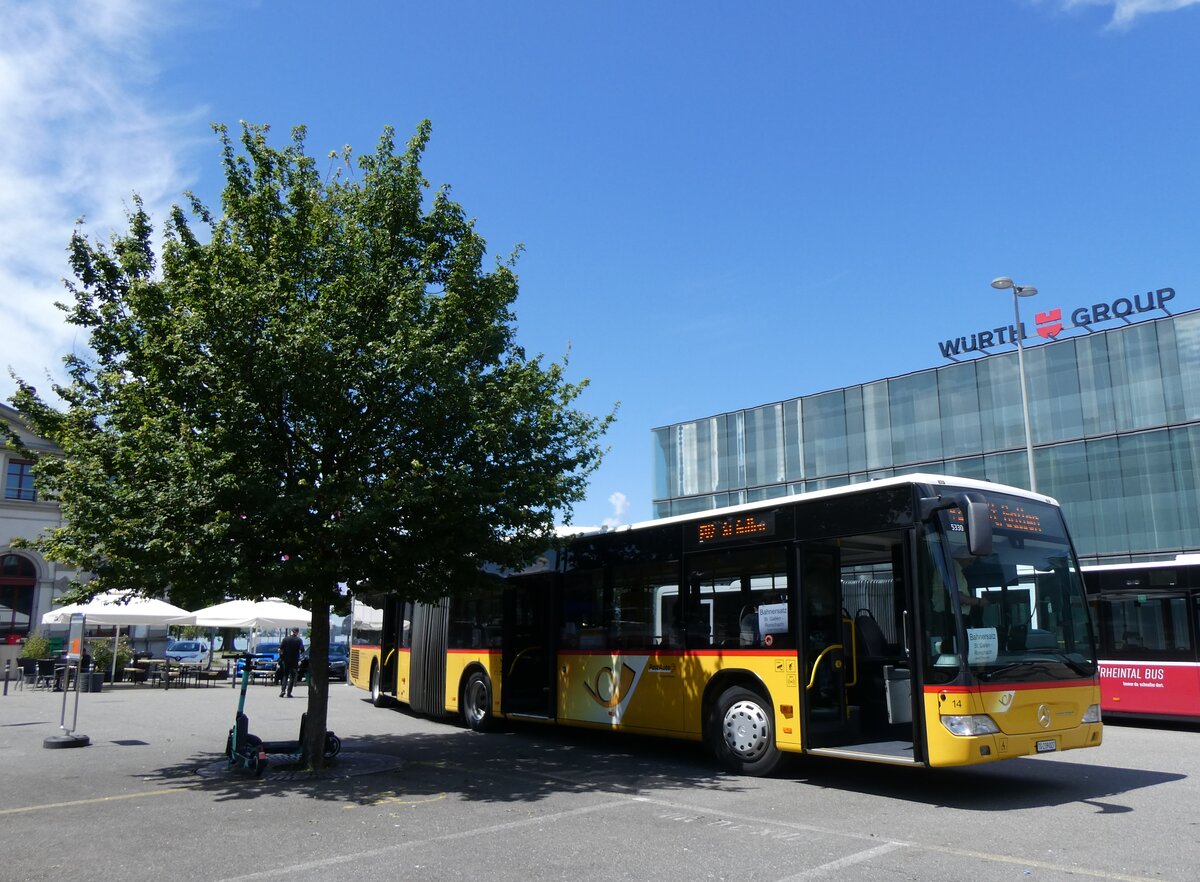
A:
[[279, 628, 304, 698]]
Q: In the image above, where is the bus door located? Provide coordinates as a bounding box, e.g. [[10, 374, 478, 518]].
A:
[[409, 599, 449, 715], [800, 532, 919, 762], [501, 574, 556, 718], [377, 595, 406, 700]]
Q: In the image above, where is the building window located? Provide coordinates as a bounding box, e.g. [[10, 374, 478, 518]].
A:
[[5, 459, 35, 501], [0, 553, 37, 639]]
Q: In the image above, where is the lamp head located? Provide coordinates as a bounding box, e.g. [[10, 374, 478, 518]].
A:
[[1015, 285, 1038, 297], [991, 276, 1015, 290]]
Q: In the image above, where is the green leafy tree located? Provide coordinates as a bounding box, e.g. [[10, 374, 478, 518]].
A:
[[7, 121, 613, 767]]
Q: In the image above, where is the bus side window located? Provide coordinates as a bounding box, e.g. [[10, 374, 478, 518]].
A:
[[687, 546, 790, 650], [607, 562, 678, 651], [1101, 595, 1192, 659], [561, 571, 605, 650]]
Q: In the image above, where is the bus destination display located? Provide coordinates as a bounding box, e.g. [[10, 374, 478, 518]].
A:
[[947, 502, 1047, 536], [695, 512, 776, 545]]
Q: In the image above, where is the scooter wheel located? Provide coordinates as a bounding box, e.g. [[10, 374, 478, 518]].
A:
[[324, 733, 342, 759]]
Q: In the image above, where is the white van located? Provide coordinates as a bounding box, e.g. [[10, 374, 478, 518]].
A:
[[165, 640, 210, 664]]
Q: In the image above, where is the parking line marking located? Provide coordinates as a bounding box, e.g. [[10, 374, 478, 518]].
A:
[[214, 798, 631, 881], [774, 843, 905, 880], [0, 787, 187, 816], [631, 794, 1166, 882]]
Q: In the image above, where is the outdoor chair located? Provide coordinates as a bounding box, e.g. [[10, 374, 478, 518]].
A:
[[14, 658, 37, 690], [35, 658, 57, 690]]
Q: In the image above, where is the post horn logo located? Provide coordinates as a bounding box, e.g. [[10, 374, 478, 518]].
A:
[[584, 662, 636, 709]]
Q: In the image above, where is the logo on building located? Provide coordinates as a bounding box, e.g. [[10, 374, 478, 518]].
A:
[[939, 287, 1176, 360], [1036, 309, 1063, 339]]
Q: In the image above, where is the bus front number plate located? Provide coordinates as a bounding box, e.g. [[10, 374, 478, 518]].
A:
[[1036, 739, 1057, 753]]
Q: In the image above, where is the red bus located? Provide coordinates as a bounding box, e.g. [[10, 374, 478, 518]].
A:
[[1083, 556, 1200, 722]]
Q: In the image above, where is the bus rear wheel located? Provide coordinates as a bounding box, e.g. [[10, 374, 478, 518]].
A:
[[707, 685, 782, 776], [370, 663, 388, 707], [462, 670, 495, 732]]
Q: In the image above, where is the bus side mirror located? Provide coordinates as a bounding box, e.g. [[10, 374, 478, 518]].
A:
[[919, 492, 993, 557], [961, 495, 993, 557]]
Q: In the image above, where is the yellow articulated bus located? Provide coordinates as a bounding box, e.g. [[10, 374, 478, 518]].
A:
[[349, 474, 1102, 774]]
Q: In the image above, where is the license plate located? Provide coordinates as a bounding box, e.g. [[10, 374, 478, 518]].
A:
[[1036, 739, 1057, 753]]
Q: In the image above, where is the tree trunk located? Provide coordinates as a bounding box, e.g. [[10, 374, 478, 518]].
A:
[[219, 627, 239, 657], [303, 597, 331, 770]]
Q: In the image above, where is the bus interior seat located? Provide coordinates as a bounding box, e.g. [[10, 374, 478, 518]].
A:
[[852, 609, 904, 732], [739, 607, 759, 647], [854, 609, 894, 659], [1006, 624, 1027, 650]]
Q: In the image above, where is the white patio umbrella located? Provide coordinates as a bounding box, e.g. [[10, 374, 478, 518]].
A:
[[41, 592, 192, 627], [170, 598, 311, 630], [41, 591, 192, 679]]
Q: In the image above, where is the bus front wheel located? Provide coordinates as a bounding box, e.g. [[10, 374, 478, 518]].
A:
[[462, 670, 495, 732], [707, 686, 782, 776]]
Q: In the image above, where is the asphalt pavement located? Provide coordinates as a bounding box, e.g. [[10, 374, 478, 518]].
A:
[[2, 674, 1197, 882]]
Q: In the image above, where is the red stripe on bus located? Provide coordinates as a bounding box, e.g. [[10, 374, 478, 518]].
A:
[[554, 648, 799, 658], [924, 679, 1097, 695]]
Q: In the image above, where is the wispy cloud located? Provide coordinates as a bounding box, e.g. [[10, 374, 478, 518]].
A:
[[557, 490, 632, 535], [0, 0, 200, 400], [602, 491, 630, 529], [1060, 0, 1200, 29]]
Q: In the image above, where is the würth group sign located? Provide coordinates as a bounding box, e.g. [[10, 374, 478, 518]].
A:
[[939, 287, 1177, 360]]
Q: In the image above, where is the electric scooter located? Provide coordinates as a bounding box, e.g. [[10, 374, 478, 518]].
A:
[[225, 656, 342, 774], [227, 659, 267, 776]]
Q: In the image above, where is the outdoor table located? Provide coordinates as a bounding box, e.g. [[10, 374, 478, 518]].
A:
[[161, 661, 185, 689], [251, 666, 278, 687], [139, 660, 164, 687], [176, 661, 205, 687]]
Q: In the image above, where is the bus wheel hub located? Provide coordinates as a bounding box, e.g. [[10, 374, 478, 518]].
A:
[[723, 700, 769, 758]]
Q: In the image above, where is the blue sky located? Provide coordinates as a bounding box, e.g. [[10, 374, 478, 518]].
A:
[[3, 0, 1199, 529]]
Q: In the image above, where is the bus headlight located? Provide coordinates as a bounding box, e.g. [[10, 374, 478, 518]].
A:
[[941, 714, 1001, 737], [1082, 704, 1102, 724]]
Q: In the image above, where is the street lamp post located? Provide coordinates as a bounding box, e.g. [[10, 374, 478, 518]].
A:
[[991, 276, 1038, 493]]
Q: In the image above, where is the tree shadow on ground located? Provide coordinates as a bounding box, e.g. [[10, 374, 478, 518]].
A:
[[143, 700, 749, 807], [141, 699, 1187, 815]]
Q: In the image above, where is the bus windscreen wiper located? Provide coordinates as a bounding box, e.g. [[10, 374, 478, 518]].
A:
[[979, 652, 1093, 681]]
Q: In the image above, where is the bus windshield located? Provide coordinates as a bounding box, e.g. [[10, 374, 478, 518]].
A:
[[921, 493, 1097, 685]]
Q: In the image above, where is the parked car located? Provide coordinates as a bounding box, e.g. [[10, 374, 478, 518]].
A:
[[164, 640, 209, 664], [328, 643, 349, 680], [235, 642, 282, 676], [299, 643, 348, 681]]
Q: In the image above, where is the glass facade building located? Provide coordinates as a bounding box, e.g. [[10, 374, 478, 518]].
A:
[[652, 309, 1200, 565]]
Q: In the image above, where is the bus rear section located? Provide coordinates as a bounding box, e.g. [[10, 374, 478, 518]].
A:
[[349, 589, 544, 730]]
